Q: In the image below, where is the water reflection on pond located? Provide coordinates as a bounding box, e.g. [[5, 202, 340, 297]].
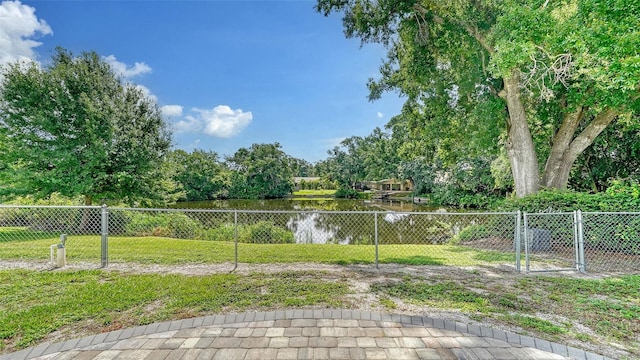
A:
[[174, 198, 442, 212], [173, 198, 462, 245]]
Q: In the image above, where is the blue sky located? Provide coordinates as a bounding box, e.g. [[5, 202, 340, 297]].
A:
[[0, 0, 403, 163]]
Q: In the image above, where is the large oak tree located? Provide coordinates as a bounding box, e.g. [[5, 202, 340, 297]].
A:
[[317, 0, 640, 197], [168, 149, 227, 201], [0, 48, 172, 206], [225, 143, 294, 199]]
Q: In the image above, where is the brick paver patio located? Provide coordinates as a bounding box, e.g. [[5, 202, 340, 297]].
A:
[[0, 309, 612, 360]]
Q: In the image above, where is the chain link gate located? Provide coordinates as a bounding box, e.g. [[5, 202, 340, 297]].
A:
[[522, 212, 584, 272]]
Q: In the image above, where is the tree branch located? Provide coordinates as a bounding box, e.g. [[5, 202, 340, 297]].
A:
[[542, 107, 584, 184], [554, 107, 585, 153], [568, 108, 619, 158], [412, 3, 493, 54]]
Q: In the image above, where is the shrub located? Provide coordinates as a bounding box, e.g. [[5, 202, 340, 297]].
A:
[[495, 189, 585, 212], [123, 213, 294, 244], [380, 216, 453, 244], [454, 225, 490, 244], [495, 182, 640, 213], [200, 224, 236, 241], [106, 210, 132, 235], [125, 212, 167, 236], [3, 193, 82, 206], [125, 212, 203, 239], [423, 220, 454, 244], [334, 188, 360, 199], [616, 218, 640, 255], [245, 221, 294, 244], [430, 190, 501, 209], [27, 208, 85, 233], [599, 181, 640, 211], [583, 215, 640, 255], [452, 215, 515, 245]]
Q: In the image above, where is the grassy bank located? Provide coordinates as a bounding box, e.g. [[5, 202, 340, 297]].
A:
[[291, 189, 337, 197]]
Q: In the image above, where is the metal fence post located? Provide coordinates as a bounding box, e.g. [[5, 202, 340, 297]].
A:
[[374, 212, 379, 270], [523, 212, 530, 273], [576, 210, 586, 272], [100, 204, 109, 268], [233, 210, 238, 271], [515, 210, 522, 272], [573, 211, 579, 271]]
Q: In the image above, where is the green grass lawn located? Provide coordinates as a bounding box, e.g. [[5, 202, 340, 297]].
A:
[[372, 273, 640, 357], [0, 269, 349, 352], [0, 235, 515, 266], [1, 267, 638, 357]]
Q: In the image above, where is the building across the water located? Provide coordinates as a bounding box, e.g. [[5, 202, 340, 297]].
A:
[[365, 179, 413, 192]]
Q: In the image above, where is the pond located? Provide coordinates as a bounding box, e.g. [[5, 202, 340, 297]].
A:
[[172, 198, 442, 212], [169, 198, 479, 245]]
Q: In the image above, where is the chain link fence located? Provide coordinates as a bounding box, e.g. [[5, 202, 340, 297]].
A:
[[581, 212, 640, 273], [0, 205, 638, 274], [106, 209, 522, 269], [0, 205, 102, 237]]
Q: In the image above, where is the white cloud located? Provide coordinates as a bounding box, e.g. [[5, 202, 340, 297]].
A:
[[134, 84, 157, 102], [196, 105, 253, 138], [171, 105, 252, 138], [174, 115, 202, 133], [161, 105, 183, 117], [104, 54, 151, 79], [0, 0, 52, 66], [377, 112, 384, 118]]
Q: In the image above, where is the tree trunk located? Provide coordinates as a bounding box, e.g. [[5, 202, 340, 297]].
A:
[[78, 194, 93, 233], [542, 108, 618, 189], [502, 72, 541, 197]]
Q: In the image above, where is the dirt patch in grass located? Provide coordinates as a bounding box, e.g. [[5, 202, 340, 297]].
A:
[[1, 260, 637, 359]]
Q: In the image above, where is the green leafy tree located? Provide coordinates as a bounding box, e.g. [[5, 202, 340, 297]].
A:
[[571, 114, 640, 192], [288, 157, 316, 177], [168, 149, 228, 201], [323, 136, 367, 189], [360, 127, 401, 181], [225, 143, 294, 199], [318, 128, 402, 190], [317, 0, 640, 197], [0, 48, 172, 206]]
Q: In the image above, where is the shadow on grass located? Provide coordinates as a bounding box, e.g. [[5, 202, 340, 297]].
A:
[[331, 259, 374, 265], [380, 255, 445, 265], [448, 246, 515, 263], [473, 251, 515, 262]]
